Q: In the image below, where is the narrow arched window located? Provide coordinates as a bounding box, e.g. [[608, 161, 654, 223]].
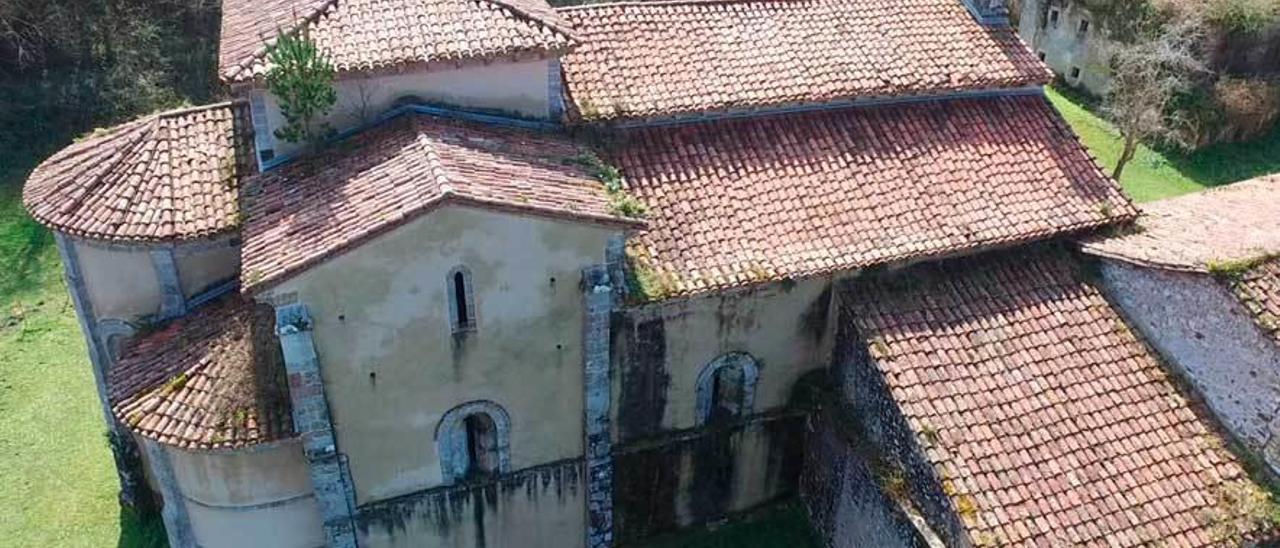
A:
[[463, 414, 497, 478], [695, 353, 760, 426], [436, 401, 511, 485], [446, 266, 476, 334]]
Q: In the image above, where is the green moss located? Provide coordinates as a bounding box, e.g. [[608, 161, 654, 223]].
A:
[[626, 254, 678, 303], [1206, 254, 1276, 279], [571, 151, 649, 219]]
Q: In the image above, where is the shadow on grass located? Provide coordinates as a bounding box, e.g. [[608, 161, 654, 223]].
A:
[[0, 163, 56, 307], [1161, 124, 1280, 187], [118, 507, 168, 548], [632, 501, 821, 548]]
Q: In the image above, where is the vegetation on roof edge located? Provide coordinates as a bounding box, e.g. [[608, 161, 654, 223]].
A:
[[569, 150, 649, 219]]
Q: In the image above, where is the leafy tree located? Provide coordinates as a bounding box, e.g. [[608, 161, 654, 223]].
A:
[[1103, 20, 1209, 179], [265, 30, 336, 145]]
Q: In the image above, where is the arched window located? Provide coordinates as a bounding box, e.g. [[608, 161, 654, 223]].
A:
[[436, 401, 510, 484], [446, 266, 477, 334], [96, 319, 137, 369], [695, 353, 760, 426]]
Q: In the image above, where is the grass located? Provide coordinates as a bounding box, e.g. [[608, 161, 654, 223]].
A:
[[0, 160, 167, 547], [633, 502, 821, 548], [1045, 85, 1280, 203]]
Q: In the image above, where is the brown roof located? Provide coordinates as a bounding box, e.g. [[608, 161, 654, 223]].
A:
[[1080, 175, 1280, 271], [219, 0, 576, 83], [1226, 258, 1280, 346], [23, 102, 256, 242], [558, 0, 1050, 122], [615, 94, 1134, 299], [240, 112, 641, 291], [841, 247, 1270, 546], [110, 296, 293, 451]]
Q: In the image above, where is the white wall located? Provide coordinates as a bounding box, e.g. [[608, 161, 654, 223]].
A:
[[256, 59, 556, 158], [1018, 0, 1112, 95]]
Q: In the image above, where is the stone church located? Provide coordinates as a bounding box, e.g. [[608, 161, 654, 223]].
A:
[[22, 0, 1280, 546]]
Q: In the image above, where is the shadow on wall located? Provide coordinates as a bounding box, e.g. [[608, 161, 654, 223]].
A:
[[117, 507, 167, 548]]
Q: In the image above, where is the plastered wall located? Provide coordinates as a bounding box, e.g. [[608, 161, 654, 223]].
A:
[[1097, 259, 1280, 471], [612, 277, 835, 441], [256, 59, 556, 158], [1018, 0, 1112, 95], [167, 440, 325, 548], [358, 459, 584, 548], [267, 205, 618, 504]]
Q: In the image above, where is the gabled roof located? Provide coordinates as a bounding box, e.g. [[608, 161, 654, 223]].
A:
[[558, 0, 1050, 122], [110, 296, 293, 451], [23, 102, 256, 243], [841, 247, 1270, 546], [615, 94, 1134, 299], [1080, 175, 1280, 272], [219, 0, 577, 83], [240, 112, 641, 291]]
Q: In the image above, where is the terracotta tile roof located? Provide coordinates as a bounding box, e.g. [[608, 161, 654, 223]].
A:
[[558, 0, 1051, 122], [110, 296, 293, 450], [614, 94, 1134, 299], [841, 247, 1270, 547], [240, 112, 641, 291], [219, 0, 576, 83], [1226, 258, 1280, 346], [1080, 175, 1280, 271], [23, 102, 256, 242]]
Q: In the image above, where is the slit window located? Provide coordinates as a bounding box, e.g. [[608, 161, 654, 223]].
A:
[[1038, 51, 1047, 61], [1078, 19, 1090, 37], [1070, 67, 1082, 80], [447, 266, 477, 334], [1048, 8, 1060, 29]]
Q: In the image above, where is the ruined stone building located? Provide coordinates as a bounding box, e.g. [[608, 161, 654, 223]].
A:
[[20, 0, 1279, 546]]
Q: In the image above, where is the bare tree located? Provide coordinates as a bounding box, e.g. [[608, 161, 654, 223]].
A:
[[1103, 20, 1208, 180]]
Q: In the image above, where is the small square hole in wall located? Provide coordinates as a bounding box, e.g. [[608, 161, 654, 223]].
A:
[[1038, 51, 1047, 62], [1078, 19, 1090, 36], [1048, 8, 1060, 28], [1070, 67, 1082, 80]]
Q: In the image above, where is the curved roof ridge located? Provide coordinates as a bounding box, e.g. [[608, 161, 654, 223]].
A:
[[24, 101, 256, 242], [221, 0, 339, 82], [474, 0, 578, 40]]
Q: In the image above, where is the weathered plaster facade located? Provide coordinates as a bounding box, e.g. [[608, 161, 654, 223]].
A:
[[1096, 259, 1280, 472], [1017, 0, 1112, 95], [606, 277, 837, 540], [257, 205, 621, 546], [253, 59, 559, 160]]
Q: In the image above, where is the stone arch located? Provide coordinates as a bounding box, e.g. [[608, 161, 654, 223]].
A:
[[435, 400, 511, 484], [96, 318, 138, 369], [446, 265, 477, 334], [695, 352, 761, 426]]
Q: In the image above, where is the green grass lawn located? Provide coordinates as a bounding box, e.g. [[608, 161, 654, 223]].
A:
[[0, 164, 167, 547], [634, 502, 821, 548], [1045, 86, 1280, 203]]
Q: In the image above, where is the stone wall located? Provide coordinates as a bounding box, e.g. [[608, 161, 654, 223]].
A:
[[606, 277, 836, 542], [356, 459, 584, 548], [828, 298, 969, 545], [1096, 259, 1280, 472], [612, 413, 805, 543], [802, 409, 929, 548], [1018, 0, 1112, 95]]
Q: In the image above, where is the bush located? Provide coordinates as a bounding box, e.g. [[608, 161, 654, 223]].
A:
[[1214, 77, 1280, 139], [1206, 0, 1280, 35]]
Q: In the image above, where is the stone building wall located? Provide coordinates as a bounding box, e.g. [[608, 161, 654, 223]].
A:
[[1017, 0, 1112, 95], [827, 298, 969, 546], [357, 459, 585, 548], [607, 277, 836, 542], [1096, 259, 1280, 472], [801, 408, 929, 548]]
